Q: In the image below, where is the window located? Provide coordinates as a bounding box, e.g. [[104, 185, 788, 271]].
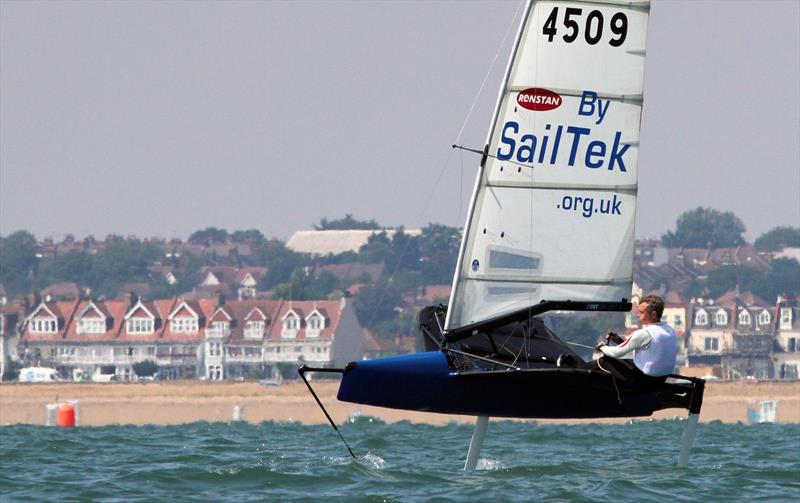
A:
[[704, 337, 719, 351], [788, 337, 797, 353], [306, 315, 323, 337], [282, 314, 299, 338], [209, 321, 230, 337], [758, 311, 771, 326], [147, 346, 156, 356], [207, 342, 222, 357], [739, 311, 751, 326], [77, 318, 105, 334], [127, 317, 154, 334], [171, 316, 198, 333], [695, 311, 707, 326], [780, 308, 793, 330], [31, 317, 58, 333], [673, 315, 682, 327], [244, 320, 265, 339], [714, 311, 727, 326]]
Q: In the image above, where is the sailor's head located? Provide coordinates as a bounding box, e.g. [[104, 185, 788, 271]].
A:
[[638, 295, 664, 324]]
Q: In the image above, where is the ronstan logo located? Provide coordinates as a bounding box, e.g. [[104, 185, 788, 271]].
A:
[[517, 88, 562, 111]]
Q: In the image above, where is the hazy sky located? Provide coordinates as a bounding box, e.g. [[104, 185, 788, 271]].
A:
[[1, 0, 798, 242]]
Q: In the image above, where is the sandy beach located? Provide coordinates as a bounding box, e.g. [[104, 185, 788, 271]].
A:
[[1, 380, 798, 426]]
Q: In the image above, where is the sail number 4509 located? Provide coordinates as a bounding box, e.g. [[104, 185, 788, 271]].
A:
[[542, 7, 627, 47]]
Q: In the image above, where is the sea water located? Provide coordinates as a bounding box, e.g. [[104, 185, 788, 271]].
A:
[[1, 418, 798, 502]]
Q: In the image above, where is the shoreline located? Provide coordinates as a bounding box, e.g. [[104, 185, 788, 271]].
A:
[[1, 381, 798, 426]]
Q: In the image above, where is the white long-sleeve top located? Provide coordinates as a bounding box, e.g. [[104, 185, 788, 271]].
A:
[[600, 323, 677, 376]]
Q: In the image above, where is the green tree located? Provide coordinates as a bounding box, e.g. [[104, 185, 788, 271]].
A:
[[661, 207, 745, 248], [38, 251, 93, 288], [314, 214, 381, 230], [188, 227, 229, 244], [231, 229, 265, 244], [419, 224, 461, 284], [272, 268, 317, 300], [358, 231, 393, 264], [754, 226, 800, 251], [257, 241, 309, 290], [703, 265, 761, 299], [751, 258, 800, 302], [353, 281, 403, 328], [89, 239, 161, 297], [0, 230, 38, 296], [132, 359, 158, 377]]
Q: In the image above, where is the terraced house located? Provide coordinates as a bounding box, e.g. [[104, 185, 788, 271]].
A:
[[20, 295, 362, 381], [686, 291, 776, 380]]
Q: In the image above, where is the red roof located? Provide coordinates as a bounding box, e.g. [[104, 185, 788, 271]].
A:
[[267, 300, 344, 341]]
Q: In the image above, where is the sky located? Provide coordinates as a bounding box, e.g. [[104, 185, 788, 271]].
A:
[[1, 0, 798, 242]]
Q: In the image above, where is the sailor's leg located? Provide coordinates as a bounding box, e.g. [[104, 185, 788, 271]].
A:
[[677, 412, 700, 467], [464, 415, 489, 471]]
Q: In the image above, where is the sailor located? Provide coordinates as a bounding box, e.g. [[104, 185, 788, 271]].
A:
[[587, 295, 677, 385]]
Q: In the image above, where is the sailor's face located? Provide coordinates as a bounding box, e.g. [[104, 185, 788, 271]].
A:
[[638, 303, 657, 323]]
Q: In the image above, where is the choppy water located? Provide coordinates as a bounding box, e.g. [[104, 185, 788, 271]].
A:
[[1, 417, 798, 502]]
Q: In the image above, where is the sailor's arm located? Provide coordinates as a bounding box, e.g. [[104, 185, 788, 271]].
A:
[[599, 329, 651, 359]]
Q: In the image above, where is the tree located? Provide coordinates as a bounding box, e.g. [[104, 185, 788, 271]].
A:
[[751, 258, 800, 302], [132, 360, 158, 377], [88, 239, 161, 297], [188, 227, 228, 245], [358, 231, 393, 264], [256, 241, 309, 290], [353, 281, 403, 328], [703, 265, 761, 299], [419, 224, 461, 283], [0, 230, 38, 296], [272, 268, 317, 300], [754, 226, 800, 251], [231, 229, 265, 244], [661, 207, 745, 248], [38, 251, 93, 288], [313, 214, 380, 230]]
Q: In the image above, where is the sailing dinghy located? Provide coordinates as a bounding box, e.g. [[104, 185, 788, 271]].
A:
[[300, 0, 705, 469]]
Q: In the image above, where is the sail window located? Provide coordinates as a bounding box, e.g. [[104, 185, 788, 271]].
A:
[[487, 286, 537, 297], [488, 248, 541, 271]]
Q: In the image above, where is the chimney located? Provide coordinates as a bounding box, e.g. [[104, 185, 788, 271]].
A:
[[216, 290, 226, 307]]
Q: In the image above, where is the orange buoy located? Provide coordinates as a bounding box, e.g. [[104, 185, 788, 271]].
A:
[[56, 403, 76, 427]]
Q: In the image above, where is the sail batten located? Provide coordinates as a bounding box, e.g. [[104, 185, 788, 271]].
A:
[[445, 0, 650, 330]]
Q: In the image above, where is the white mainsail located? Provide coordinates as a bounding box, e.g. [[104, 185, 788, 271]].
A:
[[446, 0, 650, 330]]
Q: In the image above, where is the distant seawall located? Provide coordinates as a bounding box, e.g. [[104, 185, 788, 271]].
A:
[[1, 381, 798, 426]]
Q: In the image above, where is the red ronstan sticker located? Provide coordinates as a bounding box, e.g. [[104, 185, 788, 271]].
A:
[[517, 88, 562, 111]]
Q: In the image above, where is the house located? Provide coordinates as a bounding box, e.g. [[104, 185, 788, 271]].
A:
[[685, 291, 774, 380], [148, 265, 177, 285], [203, 299, 282, 380], [263, 299, 363, 377], [197, 266, 268, 300], [18, 293, 364, 382], [774, 299, 800, 380], [20, 297, 213, 381]]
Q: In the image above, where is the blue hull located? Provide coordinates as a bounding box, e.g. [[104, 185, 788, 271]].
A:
[[337, 352, 660, 419]]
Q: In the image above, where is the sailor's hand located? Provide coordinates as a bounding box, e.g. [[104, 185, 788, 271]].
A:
[[595, 343, 605, 352]]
